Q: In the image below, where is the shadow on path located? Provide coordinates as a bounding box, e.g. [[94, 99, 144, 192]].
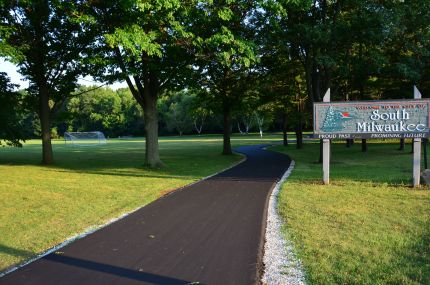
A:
[[44, 254, 191, 285]]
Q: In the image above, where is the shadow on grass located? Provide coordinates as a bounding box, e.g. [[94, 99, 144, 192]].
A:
[[273, 142, 424, 186], [0, 141, 285, 183], [387, 218, 430, 283], [0, 244, 35, 274], [43, 168, 197, 181], [0, 244, 34, 259], [0, 140, 252, 184], [0, 144, 216, 174]]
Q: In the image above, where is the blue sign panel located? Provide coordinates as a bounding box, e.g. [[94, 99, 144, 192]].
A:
[[313, 100, 430, 139]]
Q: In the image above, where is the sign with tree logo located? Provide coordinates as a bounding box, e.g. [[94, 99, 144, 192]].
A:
[[314, 100, 430, 139]]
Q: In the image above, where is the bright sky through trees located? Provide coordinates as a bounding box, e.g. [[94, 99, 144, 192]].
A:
[[0, 60, 25, 88], [0, 60, 127, 90]]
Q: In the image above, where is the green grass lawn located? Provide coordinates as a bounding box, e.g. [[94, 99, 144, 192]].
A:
[[272, 141, 430, 285], [0, 133, 280, 272]]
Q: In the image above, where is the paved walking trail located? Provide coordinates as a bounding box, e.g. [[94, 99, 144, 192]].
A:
[[1, 145, 291, 285]]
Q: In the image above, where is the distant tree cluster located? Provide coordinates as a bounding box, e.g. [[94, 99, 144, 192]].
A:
[[13, 86, 277, 139]]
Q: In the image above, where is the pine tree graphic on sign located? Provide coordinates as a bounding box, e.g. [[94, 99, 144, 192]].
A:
[[321, 106, 352, 132]]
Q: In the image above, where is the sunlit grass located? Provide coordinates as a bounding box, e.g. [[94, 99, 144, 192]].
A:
[[272, 141, 430, 285], [0, 133, 281, 271]]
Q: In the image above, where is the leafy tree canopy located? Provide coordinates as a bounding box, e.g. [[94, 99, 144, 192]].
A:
[[0, 73, 24, 147]]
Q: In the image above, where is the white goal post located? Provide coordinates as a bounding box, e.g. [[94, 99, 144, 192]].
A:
[[64, 131, 107, 146]]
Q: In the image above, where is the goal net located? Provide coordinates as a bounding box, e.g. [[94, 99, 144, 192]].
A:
[[64, 131, 107, 146]]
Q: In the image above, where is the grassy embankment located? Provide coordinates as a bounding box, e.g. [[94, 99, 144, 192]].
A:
[[273, 141, 430, 285], [0, 134, 280, 271]]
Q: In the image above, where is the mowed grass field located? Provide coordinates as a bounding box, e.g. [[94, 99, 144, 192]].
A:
[[0, 134, 280, 272], [272, 141, 430, 285]]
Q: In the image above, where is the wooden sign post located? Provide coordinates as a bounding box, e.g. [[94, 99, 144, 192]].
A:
[[413, 86, 423, 187], [322, 89, 330, 185], [314, 87, 429, 187]]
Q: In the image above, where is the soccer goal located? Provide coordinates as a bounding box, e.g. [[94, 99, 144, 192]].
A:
[[64, 131, 107, 146]]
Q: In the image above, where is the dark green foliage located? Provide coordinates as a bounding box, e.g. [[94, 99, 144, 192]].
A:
[[252, 0, 430, 149], [0, 0, 93, 164], [191, 0, 260, 154], [64, 86, 144, 137], [0, 73, 24, 147], [15, 86, 226, 138], [80, 0, 200, 166], [159, 90, 194, 136]]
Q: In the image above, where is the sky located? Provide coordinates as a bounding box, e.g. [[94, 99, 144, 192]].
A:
[[0, 59, 128, 90]]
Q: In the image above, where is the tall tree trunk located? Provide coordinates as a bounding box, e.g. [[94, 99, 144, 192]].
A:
[[222, 100, 232, 155], [295, 125, 303, 149], [399, 138, 405, 151], [237, 121, 243, 134], [194, 120, 203, 135], [116, 47, 164, 167], [346, 139, 351, 148], [361, 139, 367, 152], [282, 112, 288, 146], [296, 112, 304, 149], [39, 87, 53, 165], [143, 92, 163, 167], [311, 63, 321, 102], [303, 54, 323, 103], [33, 3, 53, 165], [345, 139, 354, 147]]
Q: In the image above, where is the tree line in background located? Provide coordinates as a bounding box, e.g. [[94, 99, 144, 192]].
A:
[[0, 83, 278, 139], [1, 0, 429, 166]]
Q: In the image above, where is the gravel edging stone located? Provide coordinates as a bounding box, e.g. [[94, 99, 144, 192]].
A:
[[262, 160, 307, 285]]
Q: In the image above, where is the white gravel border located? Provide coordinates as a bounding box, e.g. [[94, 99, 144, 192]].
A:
[[0, 154, 246, 278], [262, 160, 307, 285]]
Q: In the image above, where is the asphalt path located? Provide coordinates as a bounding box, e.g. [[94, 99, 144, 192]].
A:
[[0, 145, 291, 285]]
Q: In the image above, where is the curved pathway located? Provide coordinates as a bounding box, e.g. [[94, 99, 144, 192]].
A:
[[0, 145, 291, 285]]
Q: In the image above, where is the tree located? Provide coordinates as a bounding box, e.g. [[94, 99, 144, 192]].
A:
[[0, 73, 24, 147], [254, 106, 274, 139], [65, 86, 129, 137], [163, 91, 193, 136], [116, 87, 145, 137], [192, 1, 258, 154], [83, 0, 196, 167], [188, 90, 212, 135], [235, 90, 259, 135], [0, 1, 91, 164], [378, 0, 430, 96]]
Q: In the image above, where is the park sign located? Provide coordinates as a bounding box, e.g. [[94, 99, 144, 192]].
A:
[[313, 100, 430, 139], [317, 87, 426, 187]]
